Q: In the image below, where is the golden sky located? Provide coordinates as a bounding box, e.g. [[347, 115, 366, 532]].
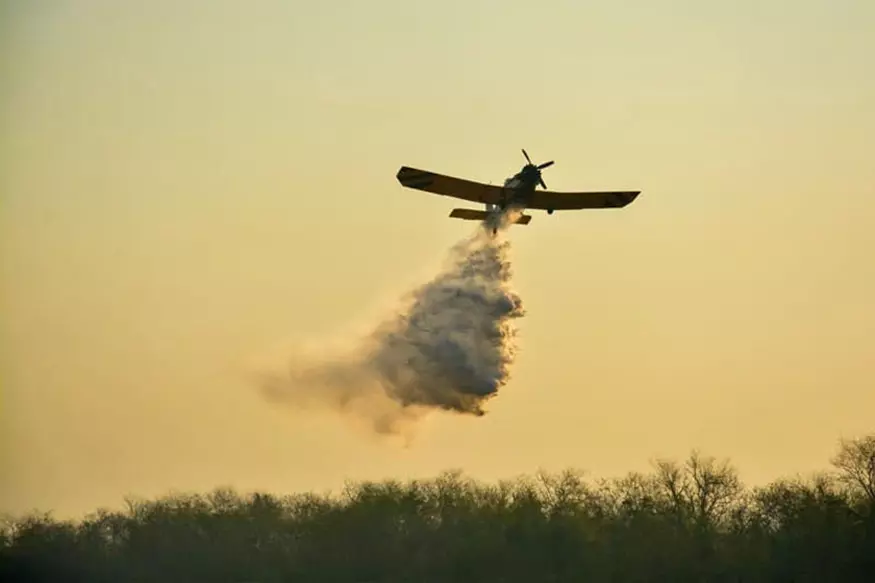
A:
[[2, 0, 874, 518]]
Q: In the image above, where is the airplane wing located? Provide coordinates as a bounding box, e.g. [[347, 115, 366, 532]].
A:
[[528, 189, 641, 210], [396, 166, 504, 205]]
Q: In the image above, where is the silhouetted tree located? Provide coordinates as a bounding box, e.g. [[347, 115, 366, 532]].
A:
[[2, 432, 874, 582], [832, 435, 875, 505]]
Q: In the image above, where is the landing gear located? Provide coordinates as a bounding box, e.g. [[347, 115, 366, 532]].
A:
[[547, 209, 554, 215]]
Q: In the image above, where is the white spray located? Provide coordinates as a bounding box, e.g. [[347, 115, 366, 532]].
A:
[[254, 207, 526, 436]]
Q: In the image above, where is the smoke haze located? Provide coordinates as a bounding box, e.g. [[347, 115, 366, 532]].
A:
[[254, 208, 526, 436]]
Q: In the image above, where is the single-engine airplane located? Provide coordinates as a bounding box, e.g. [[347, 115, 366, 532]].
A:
[[396, 149, 640, 232]]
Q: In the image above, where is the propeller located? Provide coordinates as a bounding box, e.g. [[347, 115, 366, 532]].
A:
[[521, 148, 554, 189]]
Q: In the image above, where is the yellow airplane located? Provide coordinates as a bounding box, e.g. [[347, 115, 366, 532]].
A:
[[396, 149, 641, 230]]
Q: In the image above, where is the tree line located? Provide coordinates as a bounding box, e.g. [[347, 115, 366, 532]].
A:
[[2, 433, 874, 582]]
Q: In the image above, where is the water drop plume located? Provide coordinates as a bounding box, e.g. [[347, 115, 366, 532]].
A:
[[253, 207, 526, 437]]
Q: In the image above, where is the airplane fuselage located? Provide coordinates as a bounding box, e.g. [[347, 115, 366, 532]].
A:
[[486, 164, 551, 214]]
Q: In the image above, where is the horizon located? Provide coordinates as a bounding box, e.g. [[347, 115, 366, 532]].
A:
[[4, 430, 871, 521]]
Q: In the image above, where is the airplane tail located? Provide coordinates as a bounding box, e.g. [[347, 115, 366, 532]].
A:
[[449, 208, 532, 225]]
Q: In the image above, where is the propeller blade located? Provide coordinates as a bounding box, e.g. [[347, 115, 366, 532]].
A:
[[537, 160, 554, 169], [521, 148, 532, 164], [539, 177, 547, 189]]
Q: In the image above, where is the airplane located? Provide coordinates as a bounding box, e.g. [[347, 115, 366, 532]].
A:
[[396, 149, 640, 232]]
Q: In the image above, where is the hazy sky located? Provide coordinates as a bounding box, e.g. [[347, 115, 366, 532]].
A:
[[2, 0, 874, 518]]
